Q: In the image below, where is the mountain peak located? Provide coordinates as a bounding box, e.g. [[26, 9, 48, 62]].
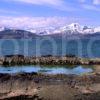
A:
[[68, 23, 82, 32], [68, 23, 80, 26]]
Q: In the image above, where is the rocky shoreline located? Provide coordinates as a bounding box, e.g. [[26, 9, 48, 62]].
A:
[[0, 55, 100, 100], [0, 71, 100, 100], [0, 55, 100, 66]]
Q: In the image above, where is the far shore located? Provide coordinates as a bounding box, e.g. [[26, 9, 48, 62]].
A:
[[0, 55, 100, 66]]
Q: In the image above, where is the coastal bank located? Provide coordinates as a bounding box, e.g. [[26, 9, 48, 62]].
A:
[[0, 55, 100, 66], [0, 71, 100, 100], [0, 55, 99, 99]]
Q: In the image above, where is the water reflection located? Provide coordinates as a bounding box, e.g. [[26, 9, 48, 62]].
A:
[[0, 65, 93, 75]]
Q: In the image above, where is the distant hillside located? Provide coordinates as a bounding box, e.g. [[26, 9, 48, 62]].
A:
[[0, 29, 38, 39], [43, 32, 100, 40], [0, 28, 100, 39]]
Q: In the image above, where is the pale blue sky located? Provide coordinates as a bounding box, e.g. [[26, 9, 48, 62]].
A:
[[0, 0, 100, 28]]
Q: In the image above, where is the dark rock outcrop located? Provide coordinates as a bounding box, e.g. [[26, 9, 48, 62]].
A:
[[0, 55, 100, 66]]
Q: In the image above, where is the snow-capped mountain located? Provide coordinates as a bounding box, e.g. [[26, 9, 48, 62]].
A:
[[53, 23, 95, 35], [67, 23, 82, 32], [0, 27, 5, 32], [82, 26, 94, 34], [0, 23, 100, 36], [26, 27, 57, 35], [58, 23, 83, 33], [94, 27, 100, 33]]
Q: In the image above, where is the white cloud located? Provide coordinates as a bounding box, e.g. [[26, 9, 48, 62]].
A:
[[0, 16, 88, 29], [4, 0, 76, 11], [93, 0, 100, 5], [78, 0, 100, 11], [82, 4, 100, 11], [79, 0, 100, 5], [10, 0, 63, 6], [0, 9, 19, 14], [78, 0, 85, 3]]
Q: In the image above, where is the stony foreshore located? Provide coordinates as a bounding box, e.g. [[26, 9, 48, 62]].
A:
[[0, 55, 100, 99], [0, 55, 100, 66], [0, 71, 100, 100]]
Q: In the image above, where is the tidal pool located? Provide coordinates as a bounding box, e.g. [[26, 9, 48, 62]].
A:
[[0, 65, 93, 75]]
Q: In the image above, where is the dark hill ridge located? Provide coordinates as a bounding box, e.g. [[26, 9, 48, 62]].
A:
[[0, 28, 100, 39], [0, 29, 38, 39], [44, 32, 100, 39]]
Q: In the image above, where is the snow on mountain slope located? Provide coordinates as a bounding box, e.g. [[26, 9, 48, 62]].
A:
[[0, 27, 5, 31], [53, 23, 96, 35], [53, 23, 82, 34], [82, 26, 94, 34], [67, 23, 82, 32], [26, 27, 56, 35], [0, 23, 100, 35], [94, 27, 100, 33], [83, 28, 94, 34], [23, 23, 100, 35]]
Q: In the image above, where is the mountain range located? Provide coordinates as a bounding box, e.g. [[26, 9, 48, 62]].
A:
[[26, 23, 100, 35], [0, 23, 100, 38]]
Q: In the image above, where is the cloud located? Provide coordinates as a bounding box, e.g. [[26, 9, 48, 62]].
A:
[[79, 0, 100, 5], [82, 4, 100, 11], [0, 16, 88, 29], [10, 0, 64, 6], [78, 0, 85, 3], [4, 0, 76, 11], [93, 0, 100, 5], [0, 9, 19, 15], [78, 0, 100, 11], [6, 0, 62, 6]]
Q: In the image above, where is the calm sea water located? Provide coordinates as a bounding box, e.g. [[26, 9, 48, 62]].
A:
[[0, 37, 96, 74], [0, 37, 100, 58], [0, 65, 93, 75]]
